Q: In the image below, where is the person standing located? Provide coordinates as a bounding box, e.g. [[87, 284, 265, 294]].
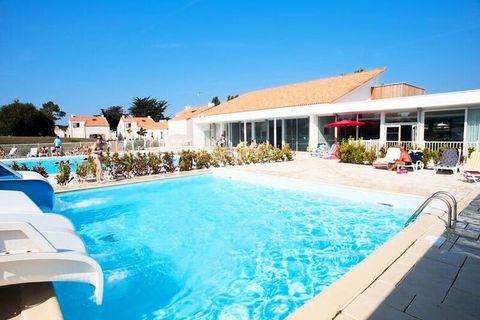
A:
[[54, 136, 62, 156], [92, 135, 105, 183]]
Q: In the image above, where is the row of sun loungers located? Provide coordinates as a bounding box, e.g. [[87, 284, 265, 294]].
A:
[[0, 163, 104, 305]]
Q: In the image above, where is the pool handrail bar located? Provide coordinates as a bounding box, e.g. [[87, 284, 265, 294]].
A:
[[405, 191, 456, 228]]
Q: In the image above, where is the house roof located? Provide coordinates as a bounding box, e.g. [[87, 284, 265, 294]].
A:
[[202, 68, 386, 116], [121, 117, 168, 130], [172, 105, 214, 120], [70, 115, 109, 127]]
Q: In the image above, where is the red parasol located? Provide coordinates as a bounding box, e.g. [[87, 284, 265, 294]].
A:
[[325, 119, 366, 128]]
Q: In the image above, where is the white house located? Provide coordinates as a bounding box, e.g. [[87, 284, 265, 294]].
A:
[[67, 115, 111, 139], [168, 104, 214, 147], [116, 116, 168, 144], [187, 67, 480, 154]]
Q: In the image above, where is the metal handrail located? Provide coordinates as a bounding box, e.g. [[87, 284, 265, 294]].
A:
[[405, 193, 456, 228], [431, 191, 457, 221]]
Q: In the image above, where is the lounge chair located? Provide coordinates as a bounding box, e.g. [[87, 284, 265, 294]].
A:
[[372, 147, 401, 169], [323, 144, 338, 160], [397, 150, 424, 172], [434, 148, 461, 174], [311, 143, 328, 157], [6, 147, 17, 158], [461, 151, 480, 184], [27, 147, 38, 157], [0, 221, 104, 305]]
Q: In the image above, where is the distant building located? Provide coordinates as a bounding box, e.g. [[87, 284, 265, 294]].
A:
[[116, 116, 168, 143], [168, 104, 214, 147], [67, 115, 111, 139]]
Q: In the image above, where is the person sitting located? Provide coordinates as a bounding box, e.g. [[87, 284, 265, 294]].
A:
[[0, 147, 5, 158], [388, 146, 412, 171], [39, 146, 49, 157], [250, 140, 258, 148]]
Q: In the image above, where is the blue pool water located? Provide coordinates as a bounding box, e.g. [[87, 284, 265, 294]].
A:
[[54, 175, 411, 319], [1, 156, 86, 174]]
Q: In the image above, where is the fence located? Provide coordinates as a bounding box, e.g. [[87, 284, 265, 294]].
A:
[[0, 139, 169, 159], [352, 140, 480, 154]]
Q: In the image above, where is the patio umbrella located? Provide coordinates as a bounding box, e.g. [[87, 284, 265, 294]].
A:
[[325, 119, 366, 128]]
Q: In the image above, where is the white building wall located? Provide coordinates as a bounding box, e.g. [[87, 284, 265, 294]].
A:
[[334, 78, 380, 103], [85, 126, 110, 139], [69, 121, 86, 138]]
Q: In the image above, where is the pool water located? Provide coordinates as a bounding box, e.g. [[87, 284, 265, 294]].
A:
[[54, 175, 411, 319], [1, 156, 86, 174]]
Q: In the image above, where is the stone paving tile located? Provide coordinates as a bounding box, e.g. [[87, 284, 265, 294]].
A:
[[343, 294, 415, 320], [407, 258, 459, 281], [422, 248, 466, 267], [405, 295, 477, 320], [450, 243, 480, 260], [361, 280, 414, 312], [451, 228, 480, 240], [334, 313, 356, 320], [377, 262, 413, 286], [452, 257, 480, 296], [455, 237, 480, 250], [465, 222, 480, 232], [443, 287, 480, 319]]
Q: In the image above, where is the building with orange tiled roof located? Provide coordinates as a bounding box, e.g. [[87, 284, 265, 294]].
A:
[[117, 116, 168, 144], [186, 67, 480, 153], [167, 104, 215, 147], [67, 115, 111, 139]]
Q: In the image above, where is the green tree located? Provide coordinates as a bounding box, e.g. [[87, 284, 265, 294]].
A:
[[40, 101, 66, 122], [0, 100, 54, 136], [227, 94, 239, 101], [137, 127, 147, 138], [211, 96, 221, 106], [129, 97, 169, 121], [101, 106, 126, 130]]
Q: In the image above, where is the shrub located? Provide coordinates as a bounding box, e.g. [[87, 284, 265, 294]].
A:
[[31, 164, 48, 178], [56, 161, 71, 185], [196, 150, 211, 169], [179, 150, 195, 171], [468, 147, 475, 158], [338, 139, 377, 164], [75, 162, 89, 182], [379, 145, 387, 158], [282, 144, 293, 161], [146, 153, 163, 174], [162, 152, 176, 173]]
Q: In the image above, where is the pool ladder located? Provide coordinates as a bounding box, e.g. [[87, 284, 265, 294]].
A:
[[404, 191, 457, 228]]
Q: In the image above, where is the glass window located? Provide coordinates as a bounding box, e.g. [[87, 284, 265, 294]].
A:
[[73, 122, 80, 128], [385, 111, 417, 123], [254, 121, 267, 144], [358, 113, 380, 140], [467, 109, 480, 142], [285, 118, 309, 151], [231, 122, 240, 146], [424, 110, 465, 141]]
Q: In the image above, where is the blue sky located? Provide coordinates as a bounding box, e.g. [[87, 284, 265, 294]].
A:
[[1, 0, 479, 124]]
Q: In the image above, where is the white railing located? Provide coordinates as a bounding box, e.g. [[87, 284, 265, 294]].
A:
[[353, 140, 480, 154]]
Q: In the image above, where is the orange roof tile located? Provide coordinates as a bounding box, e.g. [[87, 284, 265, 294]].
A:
[[172, 105, 214, 120], [70, 115, 109, 127], [202, 68, 386, 116], [122, 117, 168, 130]]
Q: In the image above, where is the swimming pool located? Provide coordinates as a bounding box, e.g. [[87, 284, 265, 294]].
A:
[[54, 174, 414, 319], [1, 156, 86, 175]]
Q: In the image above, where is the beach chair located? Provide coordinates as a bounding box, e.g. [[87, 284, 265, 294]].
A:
[[461, 151, 480, 184], [0, 221, 104, 305], [434, 148, 461, 174], [323, 144, 338, 160], [311, 143, 329, 157], [397, 150, 424, 172], [372, 147, 401, 169], [27, 147, 38, 157], [6, 147, 17, 158]]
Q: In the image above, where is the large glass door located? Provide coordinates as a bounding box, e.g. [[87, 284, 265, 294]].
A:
[[386, 125, 400, 142]]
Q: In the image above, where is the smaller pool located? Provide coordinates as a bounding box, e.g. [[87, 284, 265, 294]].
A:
[[1, 156, 87, 175]]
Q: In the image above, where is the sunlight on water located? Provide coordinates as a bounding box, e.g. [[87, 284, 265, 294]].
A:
[[54, 175, 411, 320]]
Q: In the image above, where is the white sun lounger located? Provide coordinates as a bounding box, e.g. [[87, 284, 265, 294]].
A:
[[27, 147, 38, 157], [6, 147, 17, 158], [0, 221, 103, 305], [372, 147, 401, 169], [0, 190, 42, 214]]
